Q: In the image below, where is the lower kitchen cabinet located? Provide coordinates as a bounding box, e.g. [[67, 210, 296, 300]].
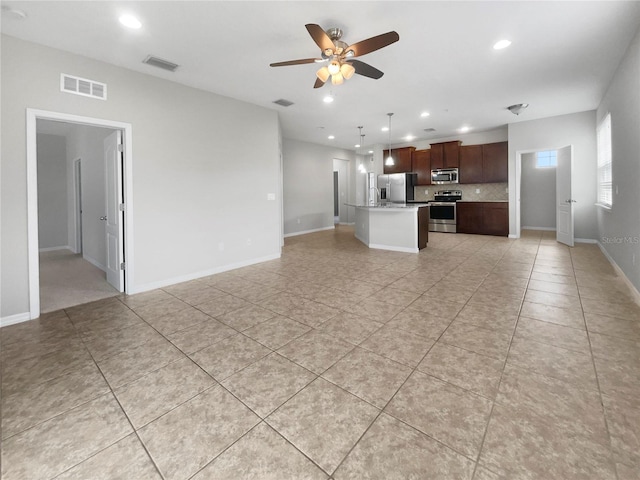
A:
[[457, 202, 508, 236]]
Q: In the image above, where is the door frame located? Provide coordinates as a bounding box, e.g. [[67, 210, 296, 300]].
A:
[[26, 108, 134, 319], [514, 144, 572, 239], [73, 158, 83, 254]]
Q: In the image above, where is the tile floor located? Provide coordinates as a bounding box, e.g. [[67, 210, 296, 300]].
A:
[[2, 227, 640, 479]]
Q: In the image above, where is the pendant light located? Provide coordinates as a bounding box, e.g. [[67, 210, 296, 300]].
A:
[[357, 126, 367, 173], [385, 113, 394, 166]]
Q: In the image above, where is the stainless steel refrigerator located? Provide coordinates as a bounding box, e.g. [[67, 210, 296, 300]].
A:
[[377, 173, 416, 203]]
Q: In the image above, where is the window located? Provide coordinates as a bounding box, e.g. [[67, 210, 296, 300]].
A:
[[597, 113, 612, 208], [536, 150, 557, 168]]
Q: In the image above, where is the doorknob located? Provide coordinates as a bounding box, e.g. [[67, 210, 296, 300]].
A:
[[565, 199, 577, 203], [100, 216, 107, 221]]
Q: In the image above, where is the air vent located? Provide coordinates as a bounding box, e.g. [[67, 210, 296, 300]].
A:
[[143, 55, 179, 72], [423, 128, 436, 133], [273, 99, 294, 107], [60, 74, 107, 100]]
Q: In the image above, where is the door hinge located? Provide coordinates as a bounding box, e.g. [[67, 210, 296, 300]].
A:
[[117, 144, 124, 153], [119, 203, 125, 212], [120, 262, 126, 270]]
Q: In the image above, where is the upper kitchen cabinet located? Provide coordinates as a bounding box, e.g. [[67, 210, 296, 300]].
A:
[[459, 145, 483, 184], [482, 141, 508, 183], [429, 141, 461, 169], [412, 149, 431, 185], [429, 143, 444, 169], [383, 146, 415, 174], [443, 141, 461, 168]]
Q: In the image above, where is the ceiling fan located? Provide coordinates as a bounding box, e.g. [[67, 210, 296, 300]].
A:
[[270, 24, 399, 88]]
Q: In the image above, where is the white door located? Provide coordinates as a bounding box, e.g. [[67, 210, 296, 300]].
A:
[[556, 146, 574, 247], [104, 131, 124, 291]]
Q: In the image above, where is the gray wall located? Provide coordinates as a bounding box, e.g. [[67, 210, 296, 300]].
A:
[[1, 35, 281, 319], [508, 111, 598, 240], [282, 138, 354, 236], [36, 134, 68, 249], [596, 24, 640, 292], [521, 152, 556, 229]]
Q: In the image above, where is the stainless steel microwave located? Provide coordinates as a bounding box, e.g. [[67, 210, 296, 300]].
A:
[[431, 168, 459, 184]]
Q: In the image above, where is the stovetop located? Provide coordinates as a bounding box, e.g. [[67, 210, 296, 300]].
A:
[[433, 189, 462, 202]]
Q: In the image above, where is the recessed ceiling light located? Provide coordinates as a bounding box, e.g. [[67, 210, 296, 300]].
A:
[[420, 112, 430, 118], [405, 135, 415, 141], [493, 39, 511, 50], [119, 14, 142, 29], [381, 126, 389, 132], [459, 126, 471, 133], [323, 95, 334, 103], [354, 144, 361, 148], [368, 150, 374, 154], [328, 135, 335, 140]]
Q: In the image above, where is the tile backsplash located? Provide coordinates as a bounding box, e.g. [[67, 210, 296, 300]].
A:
[[414, 183, 508, 202]]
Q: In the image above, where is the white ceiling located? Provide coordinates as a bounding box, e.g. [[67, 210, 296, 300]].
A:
[[3, 1, 640, 150]]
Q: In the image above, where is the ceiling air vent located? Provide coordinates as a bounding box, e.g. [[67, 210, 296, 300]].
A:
[[273, 99, 294, 107], [423, 128, 436, 133], [60, 74, 107, 100], [143, 55, 179, 72]]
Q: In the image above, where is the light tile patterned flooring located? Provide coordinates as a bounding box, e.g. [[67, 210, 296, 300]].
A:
[[2, 227, 640, 479]]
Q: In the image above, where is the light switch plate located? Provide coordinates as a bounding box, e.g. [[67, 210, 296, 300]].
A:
[[267, 193, 276, 200]]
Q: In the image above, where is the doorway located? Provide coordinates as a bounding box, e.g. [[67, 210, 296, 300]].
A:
[[515, 145, 574, 246], [27, 109, 134, 319]]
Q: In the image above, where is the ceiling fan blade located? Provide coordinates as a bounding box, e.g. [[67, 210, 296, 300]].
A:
[[313, 77, 326, 89], [349, 60, 384, 79], [305, 24, 335, 53], [346, 31, 399, 57], [270, 58, 321, 67]]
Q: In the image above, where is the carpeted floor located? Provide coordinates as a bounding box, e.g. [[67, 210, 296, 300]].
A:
[[39, 249, 119, 313]]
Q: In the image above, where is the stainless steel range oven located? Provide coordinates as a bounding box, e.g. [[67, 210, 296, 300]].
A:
[[428, 190, 462, 233]]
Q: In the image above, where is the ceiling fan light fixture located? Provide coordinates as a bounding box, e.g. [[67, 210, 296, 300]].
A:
[[340, 63, 355, 79], [331, 72, 344, 85], [316, 66, 330, 82], [328, 60, 341, 75]]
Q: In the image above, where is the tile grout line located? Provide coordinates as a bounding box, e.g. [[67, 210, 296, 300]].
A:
[[570, 247, 621, 480]]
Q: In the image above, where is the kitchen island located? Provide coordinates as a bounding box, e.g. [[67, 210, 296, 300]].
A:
[[351, 204, 430, 253]]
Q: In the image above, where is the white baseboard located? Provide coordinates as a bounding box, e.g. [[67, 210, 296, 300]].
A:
[[368, 243, 418, 254], [39, 245, 72, 253], [508, 234, 518, 239], [128, 252, 282, 295], [1, 311, 32, 328], [284, 226, 335, 238], [83, 254, 106, 272], [522, 226, 556, 231], [575, 238, 598, 244], [597, 241, 640, 306]]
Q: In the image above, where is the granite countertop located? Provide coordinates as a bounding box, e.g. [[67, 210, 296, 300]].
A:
[[456, 200, 509, 203], [347, 203, 430, 209]]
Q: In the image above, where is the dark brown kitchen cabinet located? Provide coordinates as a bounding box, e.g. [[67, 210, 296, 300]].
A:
[[429, 141, 461, 169], [412, 149, 431, 185], [483, 202, 509, 236], [429, 143, 443, 169], [456, 202, 483, 234], [458, 145, 483, 184], [383, 146, 415, 174], [443, 141, 461, 168], [482, 141, 508, 183], [456, 202, 508, 236]]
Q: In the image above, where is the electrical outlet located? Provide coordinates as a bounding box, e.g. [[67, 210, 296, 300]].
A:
[[296, 218, 301, 224], [424, 189, 429, 195], [246, 238, 252, 246], [267, 193, 276, 200], [476, 188, 480, 194], [218, 242, 224, 252]]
